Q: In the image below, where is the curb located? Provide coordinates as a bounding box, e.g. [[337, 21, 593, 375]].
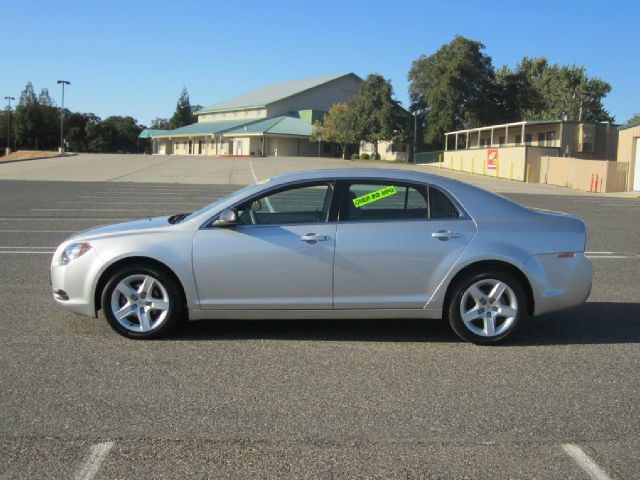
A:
[[0, 152, 78, 165]]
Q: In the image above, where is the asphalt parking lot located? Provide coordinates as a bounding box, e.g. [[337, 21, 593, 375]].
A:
[[0, 155, 639, 479]]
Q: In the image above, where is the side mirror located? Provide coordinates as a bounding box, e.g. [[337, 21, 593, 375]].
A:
[[212, 208, 239, 227]]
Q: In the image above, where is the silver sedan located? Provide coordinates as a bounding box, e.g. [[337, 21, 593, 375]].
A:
[[51, 169, 592, 344]]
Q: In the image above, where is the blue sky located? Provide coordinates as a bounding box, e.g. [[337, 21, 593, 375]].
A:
[[2, 0, 638, 125]]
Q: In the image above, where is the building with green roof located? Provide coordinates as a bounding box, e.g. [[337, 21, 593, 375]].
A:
[[148, 73, 362, 157]]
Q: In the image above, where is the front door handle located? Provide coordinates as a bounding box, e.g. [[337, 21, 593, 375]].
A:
[[300, 233, 330, 243], [432, 230, 461, 241]]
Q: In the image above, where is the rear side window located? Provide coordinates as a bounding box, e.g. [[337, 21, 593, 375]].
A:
[[345, 183, 428, 221], [429, 187, 460, 219]]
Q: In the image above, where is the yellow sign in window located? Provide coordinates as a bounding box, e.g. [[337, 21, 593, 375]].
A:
[[352, 186, 397, 208]]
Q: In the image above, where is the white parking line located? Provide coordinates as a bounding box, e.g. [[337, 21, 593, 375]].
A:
[[0, 251, 54, 254], [0, 230, 75, 233], [561, 444, 611, 480], [32, 209, 174, 212], [585, 251, 639, 259], [0, 217, 133, 221], [56, 201, 203, 205], [74, 441, 114, 480], [0, 246, 54, 249], [248, 160, 258, 182]]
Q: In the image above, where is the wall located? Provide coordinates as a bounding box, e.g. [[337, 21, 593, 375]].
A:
[[617, 125, 640, 190], [536, 156, 628, 193], [197, 108, 267, 123], [361, 141, 409, 161], [525, 147, 562, 183], [443, 146, 527, 181], [267, 75, 361, 118]]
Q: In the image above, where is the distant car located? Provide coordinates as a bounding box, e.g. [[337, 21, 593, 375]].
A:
[[51, 169, 591, 344]]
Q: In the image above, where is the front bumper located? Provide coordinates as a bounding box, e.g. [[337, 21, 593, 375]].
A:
[[50, 248, 105, 318], [525, 252, 592, 316]]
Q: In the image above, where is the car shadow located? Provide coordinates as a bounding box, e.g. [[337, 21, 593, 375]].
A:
[[166, 302, 640, 346]]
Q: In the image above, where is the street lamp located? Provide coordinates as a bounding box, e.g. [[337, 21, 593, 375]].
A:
[[57, 80, 70, 153], [4, 96, 15, 156], [413, 111, 418, 163]]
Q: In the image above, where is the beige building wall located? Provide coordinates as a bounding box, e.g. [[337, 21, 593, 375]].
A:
[[539, 156, 628, 192], [444, 146, 527, 181], [197, 108, 267, 123], [617, 125, 640, 191], [360, 141, 409, 161]]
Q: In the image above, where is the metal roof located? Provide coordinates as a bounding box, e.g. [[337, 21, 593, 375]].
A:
[[150, 116, 314, 139], [196, 73, 359, 114], [138, 129, 168, 139], [223, 116, 313, 137], [151, 120, 250, 138]]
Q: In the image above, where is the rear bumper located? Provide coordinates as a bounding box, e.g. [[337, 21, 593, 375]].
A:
[[525, 252, 592, 316]]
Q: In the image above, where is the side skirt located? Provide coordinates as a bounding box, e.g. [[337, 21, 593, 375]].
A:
[[187, 308, 442, 321]]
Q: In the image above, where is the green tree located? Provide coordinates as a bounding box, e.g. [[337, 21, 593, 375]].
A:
[[66, 112, 101, 152], [350, 74, 408, 155], [312, 103, 358, 159], [150, 117, 171, 129], [496, 57, 613, 122], [624, 113, 640, 126], [169, 87, 195, 129], [87, 116, 143, 153], [38, 88, 59, 150], [15, 82, 44, 149], [409, 36, 496, 148]]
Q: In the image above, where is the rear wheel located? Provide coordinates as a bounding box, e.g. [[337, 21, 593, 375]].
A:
[[101, 263, 184, 339], [447, 270, 527, 344]]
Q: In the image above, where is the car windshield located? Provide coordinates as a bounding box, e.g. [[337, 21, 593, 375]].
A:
[[178, 184, 259, 223]]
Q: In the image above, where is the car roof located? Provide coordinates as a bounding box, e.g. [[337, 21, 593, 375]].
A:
[[268, 168, 438, 184]]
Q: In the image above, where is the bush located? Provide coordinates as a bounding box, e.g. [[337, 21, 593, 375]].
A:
[[359, 153, 370, 160], [351, 153, 359, 160]]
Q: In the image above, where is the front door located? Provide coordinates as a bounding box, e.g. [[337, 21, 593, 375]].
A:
[[333, 181, 476, 309], [192, 182, 336, 309]]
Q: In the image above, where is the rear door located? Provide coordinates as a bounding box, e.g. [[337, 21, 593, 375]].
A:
[[333, 180, 476, 309]]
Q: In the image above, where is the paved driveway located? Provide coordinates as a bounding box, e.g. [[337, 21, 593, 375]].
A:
[[0, 156, 639, 478], [0, 153, 602, 196]]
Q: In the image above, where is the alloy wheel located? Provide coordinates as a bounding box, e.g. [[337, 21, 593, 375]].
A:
[[110, 274, 170, 333], [459, 279, 518, 337]]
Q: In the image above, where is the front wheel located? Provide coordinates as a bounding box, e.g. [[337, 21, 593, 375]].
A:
[[101, 264, 184, 339], [447, 270, 527, 345]]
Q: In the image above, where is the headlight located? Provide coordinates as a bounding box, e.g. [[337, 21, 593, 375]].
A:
[[60, 242, 92, 265]]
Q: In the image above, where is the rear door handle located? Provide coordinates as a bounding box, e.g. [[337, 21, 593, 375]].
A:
[[300, 233, 330, 243], [432, 230, 461, 241]]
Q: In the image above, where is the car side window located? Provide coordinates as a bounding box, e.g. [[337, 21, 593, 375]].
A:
[[345, 183, 428, 221], [236, 183, 333, 225], [428, 187, 460, 219]]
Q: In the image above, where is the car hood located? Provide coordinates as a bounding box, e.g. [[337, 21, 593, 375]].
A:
[[68, 216, 173, 241]]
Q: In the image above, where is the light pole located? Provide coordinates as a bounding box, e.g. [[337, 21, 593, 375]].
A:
[[413, 111, 418, 163], [57, 80, 70, 153], [4, 96, 15, 156]]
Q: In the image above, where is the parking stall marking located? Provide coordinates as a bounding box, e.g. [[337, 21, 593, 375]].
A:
[[585, 251, 640, 259], [74, 441, 114, 480], [561, 444, 612, 480]]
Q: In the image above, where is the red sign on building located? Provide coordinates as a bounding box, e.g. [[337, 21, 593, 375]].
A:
[[487, 149, 498, 170]]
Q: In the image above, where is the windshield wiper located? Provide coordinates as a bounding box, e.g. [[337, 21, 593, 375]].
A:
[[168, 213, 191, 224]]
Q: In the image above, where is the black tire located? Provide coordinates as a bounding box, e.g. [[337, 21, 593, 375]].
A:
[[100, 263, 185, 339], [447, 270, 527, 345]]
